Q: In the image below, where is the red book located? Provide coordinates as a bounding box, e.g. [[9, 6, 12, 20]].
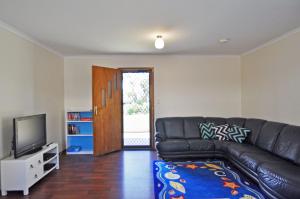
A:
[[81, 118, 92, 121]]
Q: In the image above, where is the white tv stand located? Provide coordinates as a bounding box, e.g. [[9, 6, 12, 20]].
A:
[[1, 143, 59, 196]]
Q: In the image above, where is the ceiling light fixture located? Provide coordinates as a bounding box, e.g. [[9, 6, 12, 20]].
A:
[[155, 35, 164, 49], [219, 38, 230, 44]]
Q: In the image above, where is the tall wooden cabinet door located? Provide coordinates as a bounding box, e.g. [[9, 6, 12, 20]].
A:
[[92, 66, 122, 156]]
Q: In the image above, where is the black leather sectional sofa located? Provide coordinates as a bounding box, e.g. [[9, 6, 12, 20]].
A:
[[155, 117, 300, 199]]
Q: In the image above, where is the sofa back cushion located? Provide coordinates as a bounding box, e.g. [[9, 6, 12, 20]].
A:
[[205, 117, 226, 125], [255, 121, 286, 152], [163, 118, 185, 139], [273, 125, 300, 165], [183, 117, 205, 138], [244, 119, 266, 144], [226, 118, 246, 127]]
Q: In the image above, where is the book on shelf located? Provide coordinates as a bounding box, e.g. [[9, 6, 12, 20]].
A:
[[67, 112, 81, 121], [68, 124, 80, 134], [67, 112, 92, 121], [80, 117, 92, 121]]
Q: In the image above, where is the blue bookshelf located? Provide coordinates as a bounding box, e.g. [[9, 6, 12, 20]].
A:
[[65, 110, 93, 154]]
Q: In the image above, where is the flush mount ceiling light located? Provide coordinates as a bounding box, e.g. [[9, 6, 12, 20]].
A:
[[219, 38, 230, 44], [155, 35, 164, 49]]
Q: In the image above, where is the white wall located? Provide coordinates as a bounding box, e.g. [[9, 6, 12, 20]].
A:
[[241, 30, 300, 125], [0, 26, 64, 158], [33, 47, 65, 153], [64, 55, 241, 118]]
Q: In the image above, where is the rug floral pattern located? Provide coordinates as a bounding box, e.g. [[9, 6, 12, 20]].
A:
[[153, 160, 266, 199]]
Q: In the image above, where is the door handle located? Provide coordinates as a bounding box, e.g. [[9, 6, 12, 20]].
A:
[[94, 106, 98, 116]]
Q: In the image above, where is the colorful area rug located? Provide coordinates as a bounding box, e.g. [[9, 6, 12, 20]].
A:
[[153, 160, 266, 199]]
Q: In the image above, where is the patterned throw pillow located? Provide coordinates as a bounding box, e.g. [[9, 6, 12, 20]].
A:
[[213, 124, 231, 141], [227, 125, 251, 143], [199, 122, 215, 139]]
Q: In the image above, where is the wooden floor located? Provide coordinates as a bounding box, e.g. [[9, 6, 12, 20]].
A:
[[4, 150, 158, 199]]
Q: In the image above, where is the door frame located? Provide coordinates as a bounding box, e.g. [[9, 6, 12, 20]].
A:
[[120, 68, 155, 150]]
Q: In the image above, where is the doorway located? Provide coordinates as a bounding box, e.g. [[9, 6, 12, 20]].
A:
[[121, 69, 154, 149]]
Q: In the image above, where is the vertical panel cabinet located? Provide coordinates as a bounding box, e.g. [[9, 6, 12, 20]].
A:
[[1, 143, 59, 196], [65, 110, 94, 154]]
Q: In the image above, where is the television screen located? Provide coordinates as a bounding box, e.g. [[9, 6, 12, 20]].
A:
[[13, 114, 46, 158]]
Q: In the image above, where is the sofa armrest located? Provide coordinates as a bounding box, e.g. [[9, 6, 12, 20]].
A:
[[155, 131, 166, 142]]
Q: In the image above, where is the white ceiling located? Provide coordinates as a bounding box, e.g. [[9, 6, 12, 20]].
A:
[[0, 0, 300, 56]]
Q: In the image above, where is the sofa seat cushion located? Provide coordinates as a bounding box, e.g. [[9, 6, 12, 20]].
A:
[[213, 140, 232, 152], [227, 143, 261, 159], [187, 139, 214, 151], [257, 162, 300, 199], [239, 151, 282, 172], [156, 139, 189, 152]]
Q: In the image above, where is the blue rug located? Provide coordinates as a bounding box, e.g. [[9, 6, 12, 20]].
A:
[[153, 160, 266, 199]]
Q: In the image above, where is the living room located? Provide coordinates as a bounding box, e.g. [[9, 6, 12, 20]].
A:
[[0, 1, 299, 199]]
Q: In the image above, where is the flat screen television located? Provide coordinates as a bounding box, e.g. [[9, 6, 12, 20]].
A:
[[13, 114, 47, 158]]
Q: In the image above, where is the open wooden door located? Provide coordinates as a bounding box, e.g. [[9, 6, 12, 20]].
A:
[[92, 65, 122, 155]]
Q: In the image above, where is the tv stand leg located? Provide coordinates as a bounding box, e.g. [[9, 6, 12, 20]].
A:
[[23, 189, 29, 195], [1, 190, 7, 196]]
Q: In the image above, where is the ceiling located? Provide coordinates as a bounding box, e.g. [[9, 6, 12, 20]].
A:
[[0, 0, 300, 56]]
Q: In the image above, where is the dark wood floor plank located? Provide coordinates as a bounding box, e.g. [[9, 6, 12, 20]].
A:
[[3, 150, 158, 199]]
